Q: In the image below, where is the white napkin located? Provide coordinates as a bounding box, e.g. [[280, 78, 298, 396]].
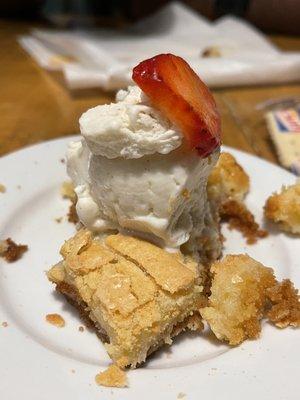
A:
[[18, 1, 300, 90]]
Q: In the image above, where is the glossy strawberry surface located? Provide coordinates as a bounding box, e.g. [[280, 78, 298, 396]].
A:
[[132, 54, 221, 156]]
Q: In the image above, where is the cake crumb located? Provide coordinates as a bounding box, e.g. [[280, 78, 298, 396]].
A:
[[202, 46, 221, 58], [78, 326, 85, 332], [68, 203, 79, 224], [2, 321, 8, 327], [55, 217, 63, 223], [60, 158, 65, 164], [46, 313, 65, 328], [61, 181, 76, 202], [221, 200, 268, 244], [0, 238, 28, 262], [0, 184, 6, 193], [95, 364, 127, 388], [177, 393, 186, 400], [71, 369, 75, 374], [181, 189, 190, 199], [267, 279, 300, 328]]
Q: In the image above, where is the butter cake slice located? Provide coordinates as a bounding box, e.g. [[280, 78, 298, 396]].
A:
[[47, 229, 205, 368]]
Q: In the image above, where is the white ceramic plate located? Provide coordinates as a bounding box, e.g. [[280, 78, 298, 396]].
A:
[[0, 137, 299, 400]]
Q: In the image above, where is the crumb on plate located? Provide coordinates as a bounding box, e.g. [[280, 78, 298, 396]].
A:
[[2, 321, 8, 327], [221, 200, 268, 244], [200, 254, 276, 345], [55, 217, 63, 223], [177, 392, 186, 399], [78, 326, 85, 332], [0, 183, 6, 193], [264, 183, 300, 235], [61, 181, 76, 202], [201, 46, 222, 58], [201, 254, 300, 345], [0, 238, 28, 262], [45, 313, 65, 328], [95, 364, 127, 388], [68, 203, 79, 224], [207, 152, 250, 204], [267, 279, 300, 328]]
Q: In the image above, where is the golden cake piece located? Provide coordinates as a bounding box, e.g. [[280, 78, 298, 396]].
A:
[[207, 152, 250, 205], [200, 255, 275, 345], [208, 152, 268, 244], [264, 182, 300, 234], [201, 254, 300, 345], [47, 229, 205, 368], [95, 364, 127, 388]]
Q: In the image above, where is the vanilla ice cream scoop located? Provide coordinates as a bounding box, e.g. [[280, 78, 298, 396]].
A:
[[67, 86, 219, 250], [79, 86, 183, 159]]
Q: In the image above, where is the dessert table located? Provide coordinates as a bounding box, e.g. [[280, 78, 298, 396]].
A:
[[0, 20, 299, 164]]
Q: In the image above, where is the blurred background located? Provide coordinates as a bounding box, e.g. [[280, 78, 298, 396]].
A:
[[0, 0, 299, 171]]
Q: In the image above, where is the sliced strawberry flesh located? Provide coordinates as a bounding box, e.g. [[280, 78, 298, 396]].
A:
[[132, 54, 221, 157]]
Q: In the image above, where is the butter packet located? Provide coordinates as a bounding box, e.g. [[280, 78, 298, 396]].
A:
[[265, 106, 300, 175]]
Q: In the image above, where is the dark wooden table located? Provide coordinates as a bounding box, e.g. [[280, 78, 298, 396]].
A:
[[1, 20, 299, 164]]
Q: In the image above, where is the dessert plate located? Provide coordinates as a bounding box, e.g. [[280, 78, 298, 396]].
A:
[[0, 137, 299, 400]]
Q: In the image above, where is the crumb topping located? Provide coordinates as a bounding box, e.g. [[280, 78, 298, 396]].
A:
[[0, 238, 28, 262], [221, 200, 268, 244], [46, 313, 65, 328], [95, 364, 127, 388]]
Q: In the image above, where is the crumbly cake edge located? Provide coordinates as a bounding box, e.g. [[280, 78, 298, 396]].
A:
[[55, 280, 204, 368]]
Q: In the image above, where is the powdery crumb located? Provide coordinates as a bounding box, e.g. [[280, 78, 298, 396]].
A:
[[221, 200, 268, 244], [2, 321, 8, 327], [95, 365, 127, 388], [46, 313, 65, 328], [267, 279, 300, 328], [0, 184, 6, 193], [78, 326, 85, 332], [177, 393, 186, 399], [0, 238, 28, 262]]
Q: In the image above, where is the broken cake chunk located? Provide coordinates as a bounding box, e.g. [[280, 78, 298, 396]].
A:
[[201, 254, 300, 345], [264, 182, 300, 234]]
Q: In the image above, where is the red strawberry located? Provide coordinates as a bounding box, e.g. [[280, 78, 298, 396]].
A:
[[132, 54, 221, 157]]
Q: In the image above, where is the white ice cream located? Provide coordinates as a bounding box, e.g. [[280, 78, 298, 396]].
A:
[[79, 86, 183, 159], [67, 86, 219, 250]]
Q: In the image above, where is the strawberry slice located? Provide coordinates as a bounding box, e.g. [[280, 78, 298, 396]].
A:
[[132, 54, 221, 157]]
